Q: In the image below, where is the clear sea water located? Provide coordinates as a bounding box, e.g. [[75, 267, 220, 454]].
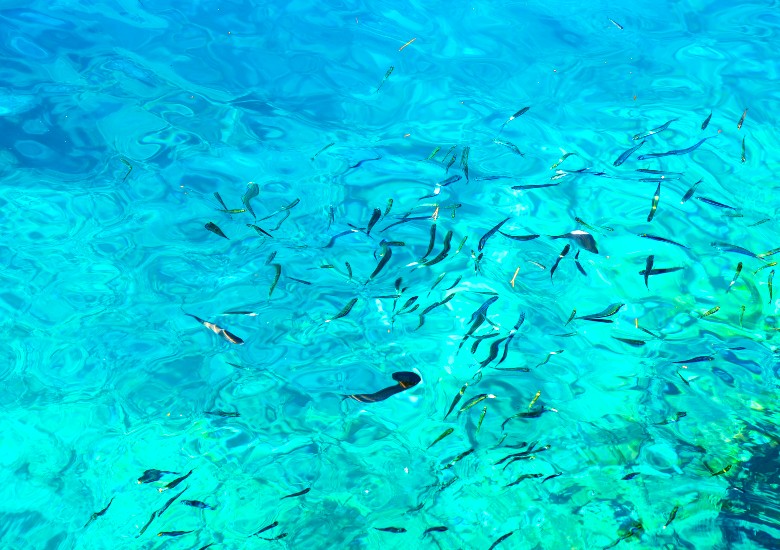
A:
[[2, 1, 779, 549]]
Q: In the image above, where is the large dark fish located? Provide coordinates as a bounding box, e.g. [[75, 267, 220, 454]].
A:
[[344, 371, 421, 403]]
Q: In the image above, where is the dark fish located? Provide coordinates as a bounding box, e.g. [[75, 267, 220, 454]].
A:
[[346, 156, 381, 171], [370, 242, 393, 280], [565, 309, 576, 326], [639, 267, 685, 276], [672, 355, 713, 364], [701, 112, 712, 130], [699, 305, 720, 318], [252, 521, 279, 537], [550, 244, 571, 281], [635, 169, 684, 175], [622, 472, 640, 480], [613, 140, 645, 166], [458, 296, 499, 350], [247, 224, 273, 238], [138, 469, 178, 484], [157, 486, 188, 516], [633, 118, 678, 140], [698, 196, 738, 210], [205, 222, 229, 240], [328, 298, 358, 322], [576, 303, 624, 321], [159, 469, 193, 493], [737, 107, 748, 129], [441, 448, 475, 470], [769, 270, 775, 303], [380, 214, 430, 233], [726, 262, 743, 293], [613, 337, 646, 347], [444, 383, 469, 419], [664, 505, 680, 528], [322, 229, 359, 248], [181, 500, 215, 510], [423, 230, 454, 266], [711, 242, 757, 258], [461, 146, 470, 182], [344, 371, 421, 403], [741, 136, 746, 163], [366, 208, 382, 236], [608, 17, 624, 29], [421, 224, 437, 260], [268, 263, 282, 298], [500, 231, 540, 241], [512, 183, 559, 190], [647, 182, 661, 222], [552, 229, 598, 253], [488, 531, 515, 550], [242, 181, 260, 218], [497, 312, 525, 365], [542, 472, 563, 483], [423, 526, 448, 535], [505, 473, 544, 487], [458, 393, 494, 416], [638, 233, 689, 249], [375, 66, 394, 93], [137, 511, 157, 537], [157, 531, 194, 537], [84, 497, 114, 528], [479, 217, 511, 251], [213, 192, 228, 210], [574, 251, 587, 276], [311, 142, 334, 160], [644, 255, 654, 289], [637, 137, 712, 160], [260, 533, 288, 541], [479, 336, 509, 368], [205, 410, 240, 418], [185, 313, 244, 345], [427, 428, 454, 449], [500, 106, 530, 130], [375, 527, 406, 533], [280, 487, 311, 500]]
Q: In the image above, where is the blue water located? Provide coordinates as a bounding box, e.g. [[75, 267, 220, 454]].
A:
[[2, 1, 780, 549]]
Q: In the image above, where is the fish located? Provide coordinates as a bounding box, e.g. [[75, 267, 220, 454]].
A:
[[345, 156, 382, 172], [639, 267, 685, 277], [565, 309, 576, 326], [697, 197, 738, 210], [535, 350, 563, 367], [644, 255, 654, 289], [458, 393, 495, 416], [205, 410, 240, 418], [647, 182, 661, 222], [268, 262, 282, 298], [699, 305, 720, 318], [423, 230, 453, 266], [423, 526, 448, 535], [612, 337, 646, 347], [635, 168, 684, 175], [344, 371, 421, 403], [499, 106, 530, 131], [366, 208, 382, 236], [427, 147, 441, 160], [444, 383, 468, 419], [375, 66, 394, 93], [458, 296, 499, 350], [205, 222, 229, 240], [680, 179, 703, 204], [479, 336, 509, 368], [664, 505, 679, 528], [551, 230, 598, 253], [259, 533, 288, 541], [157, 487, 188, 516], [512, 183, 559, 190], [445, 152, 457, 173], [479, 217, 511, 251], [420, 224, 437, 261], [701, 111, 712, 130], [710, 464, 732, 476], [574, 251, 587, 276], [84, 497, 114, 528], [505, 473, 544, 487], [741, 136, 746, 163], [241, 181, 259, 218], [637, 137, 712, 160], [633, 118, 678, 141], [726, 262, 743, 293], [137, 469, 179, 484], [638, 233, 689, 249], [185, 314, 244, 345], [550, 244, 571, 281], [370, 241, 394, 279], [247, 224, 273, 238], [280, 487, 311, 500], [737, 108, 748, 129], [427, 428, 454, 449], [493, 139, 524, 156], [157, 531, 194, 537], [327, 298, 359, 322], [613, 140, 645, 166], [575, 303, 625, 321], [608, 17, 624, 29], [442, 448, 475, 470], [500, 231, 540, 241], [622, 472, 640, 480], [672, 355, 714, 364], [488, 531, 515, 550], [543, 472, 563, 483], [711, 242, 757, 257], [740, 305, 746, 328], [758, 248, 780, 258], [551, 152, 578, 169], [769, 270, 775, 303], [181, 500, 215, 510], [748, 218, 771, 227], [252, 521, 279, 536], [137, 511, 157, 537], [311, 142, 334, 160], [375, 527, 406, 533], [461, 146, 470, 181], [476, 406, 488, 435]]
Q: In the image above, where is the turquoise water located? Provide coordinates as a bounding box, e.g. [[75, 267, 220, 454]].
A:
[[2, 1, 780, 548]]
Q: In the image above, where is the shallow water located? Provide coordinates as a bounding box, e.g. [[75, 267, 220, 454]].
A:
[[1, 1, 779, 549]]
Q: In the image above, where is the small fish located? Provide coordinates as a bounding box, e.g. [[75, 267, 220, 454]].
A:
[[542, 472, 563, 483], [260, 533, 288, 541], [461, 146, 471, 181], [711, 464, 732, 476], [370, 241, 394, 279], [344, 371, 421, 403], [699, 305, 720, 318], [445, 382, 469, 419], [84, 497, 114, 528], [726, 262, 743, 293], [375, 527, 407, 533], [441, 448, 475, 470], [445, 152, 457, 173], [137, 511, 157, 537], [138, 469, 178, 484], [576, 303, 625, 321], [158, 531, 194, 537], [741, 137, 746, 163], [375, 66, 394, 93], [535, 350, 563, 367], [242, 181, 259, 218], [505, 473, 544, 487], [701, 111, 712, 130], [574, 251, 587, 276], [698, 197, 738, 210], [476, 406, 488, 435], [639, 233, 689, 249], [633, 118, 678, 141], [512, 183, 559, 190], [181, 500, 215, 510], [640, 267, 685, 276], [185, 314, 244, 345], [458, 394, 495, 416], [565, 309, 576, 326], [672, 355, 714, 364], [247, 224, 273, 238], [758, 248, 780, 258], [769, 270, 775, 303], [608, 17, 624, 29], [280, 487, 311, 500], [427, 146, 441, 160], [613, 140, 645, 166], [680, 179, 703, 204], [612, 337, 646, 347], [647, 182, 661, 222], [677, 371, 690, 386], [159, 470, 193, 493], [638, 137, 712, 160], [479, 217, 511, 251], [423, 526, 448, 535], [427, 428, 454, 449], [622, 472, 640, 480], [488, 531, 515, 550], [711, 242, 757, 257], [500, 106, 530, 131], [737, 108, 748, 130], [157, 486, 188, 516], [748, 218, 771, 227], [493, 139, 524, 156], [644, 255, 654, 289], [327, 298, 358, 322], [366, 208, 382, 236], [528, 391, 541, 410], [739, 304, 746, 328], [550, 152, 577, 169], [500, 231, 540, 241], [213, 192, 228, 210], [550, 244, 571, 281], [205, 222, 229, 240], [268, 262, 281, 298], [205, 410, 240, 418], [399, 37, 417, 51], [346, 156, 382, 172], [664, 505, 679, 528], [252, 521, 279, 536]]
